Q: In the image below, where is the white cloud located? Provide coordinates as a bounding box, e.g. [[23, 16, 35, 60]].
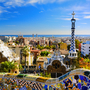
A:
[[1, 0, 67, 7], [27, 0, 66, 4], [84, 16, 90, 18], [83, 12, 90, 14], [4, 0, 25, 7], [63, 18, 79, 20], [0, 18, 8, 20], [64, 18, 71, 20], [0, 6, 8, 14], [39, 11, 43, 13], [66, 6, 86, 11], [0, 0, 67, 15], [81, 23, 87, 24]]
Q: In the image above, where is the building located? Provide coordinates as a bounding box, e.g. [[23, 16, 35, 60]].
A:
[[81, 41, 90, 56], [0, 40, 19, 62], [8, 45, 34, 67], [36, 56, 51, 70], [31, 50, 40, 60], [68, 11, 77, 59], [0, 36, 9, 42], [43, 49, 71, 78], [0, 40, 19, 73], [16, 36, 29, 45]]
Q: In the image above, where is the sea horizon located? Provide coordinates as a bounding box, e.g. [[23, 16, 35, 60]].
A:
[[0, 34, 90, 37]]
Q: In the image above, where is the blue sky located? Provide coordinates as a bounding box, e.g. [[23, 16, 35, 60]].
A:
[[0, 0, 90, 35]]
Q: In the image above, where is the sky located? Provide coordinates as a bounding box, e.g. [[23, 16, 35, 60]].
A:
[[0, 0, 90, 35]]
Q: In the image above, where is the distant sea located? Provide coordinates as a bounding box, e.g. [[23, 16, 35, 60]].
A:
[[0, 35, 90, 37]]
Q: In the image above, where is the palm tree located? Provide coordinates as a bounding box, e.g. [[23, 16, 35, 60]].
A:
[[0, 61, 18, 73], [22, 46, 30, 71]]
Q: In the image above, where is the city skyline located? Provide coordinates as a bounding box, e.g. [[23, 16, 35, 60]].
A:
[[0, 0, 90, 35]]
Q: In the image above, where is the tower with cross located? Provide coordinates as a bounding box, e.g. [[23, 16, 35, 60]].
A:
[[68, 11, 77, 59]]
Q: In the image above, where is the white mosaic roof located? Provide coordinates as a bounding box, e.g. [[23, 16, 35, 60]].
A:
[[0, 40, 19, 62]]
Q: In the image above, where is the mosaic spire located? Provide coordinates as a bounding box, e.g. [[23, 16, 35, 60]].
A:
[[68, 11, 77, 59]]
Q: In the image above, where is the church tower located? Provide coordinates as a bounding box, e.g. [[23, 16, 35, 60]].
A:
[[68, 11, 77, 59]]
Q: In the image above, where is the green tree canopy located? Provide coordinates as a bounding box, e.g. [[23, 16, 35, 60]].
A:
[[51, 45, 55, 49], [0, 61, 18, 72], [67, 44, 70, 50], [19, 64, 23, 71], [40, 51, 50, 56], [75, 39, 81, 49], [37, 45, 44, 50], [16, 41, 19, 44], [22, 46, 30, 57], [44, 45, 51, 49]]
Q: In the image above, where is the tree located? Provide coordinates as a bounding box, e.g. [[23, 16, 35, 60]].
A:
[[22, 60, 25, 65], [40, 51, 50, 56], [85, 54, 89, 58], [22, 46, 30, 70], [51, 45, 55, 49], [67, 44, 70, 50], [26, 61, 29, 66], [19, 64, 23, 71], [0, 61, 18, 72], [45, 45, 51, 49], [58, 43, 61, 48], [37, 45, 44, 50], [33, 59, 36, 64], [75, 39, 80, 49], [16, 41, 19, 44]]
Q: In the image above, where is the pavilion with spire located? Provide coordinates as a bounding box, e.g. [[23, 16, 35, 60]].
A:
[[44, 45, 71, 78]]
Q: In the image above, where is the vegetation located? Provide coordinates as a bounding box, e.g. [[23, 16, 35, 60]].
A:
[[79, 58, 90, 69], [51, 45, 56, 49], [0, 61, 18, 72], [75, 39, 82, 49], [37, 72, 51, 78], [37, 45, 56, 50], [44, 45, 51, 49], [26, 61, 29, 66], [21, 60, 25, 65], [13, 41, 15, 43], [22, 46, 30, 69], [58, 43, 61, 48], [67, 44, 70, 50], [85, 54, 89, 58], [40, 51, 50, 56], [71, 51, 81, 69], [33, 59, 36, 64], [19, 64, 23, 71], [16, 41, 19, 44], [37, 45, 44, 50]]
